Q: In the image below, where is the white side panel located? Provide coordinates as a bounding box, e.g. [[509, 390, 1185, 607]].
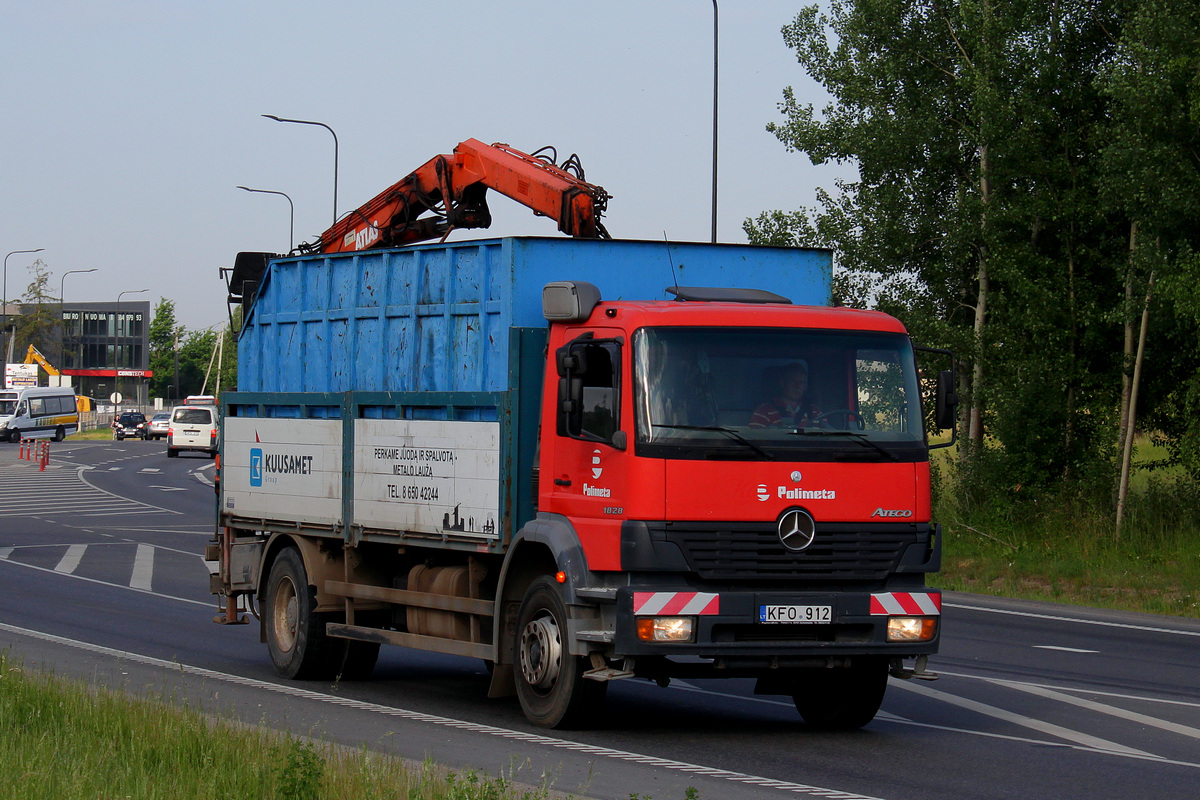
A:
[[222, 417, 342, 526], [354, 419, 501, 539]]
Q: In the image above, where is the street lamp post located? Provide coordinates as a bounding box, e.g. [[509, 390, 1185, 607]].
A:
[[114, 289, 148, 409], [711, 0, 719, 244], [262, 114, 339, 227], [237, 186, 295, 252], [4, 247, 45, 366], [60, 268, 98, 373]]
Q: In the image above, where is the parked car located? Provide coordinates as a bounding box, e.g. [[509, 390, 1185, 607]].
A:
[[167, 405, 219, 457], [147, 412, 170, 440], [112, 411, 148, 440]]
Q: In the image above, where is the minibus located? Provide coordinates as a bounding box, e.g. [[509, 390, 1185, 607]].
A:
[[0, 386, 80, 442]]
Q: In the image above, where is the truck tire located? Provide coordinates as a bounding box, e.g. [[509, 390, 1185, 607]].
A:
[[791, 657, 889, 730], [514, 576, 606, 728], [263, 547, 341, 680], [54, 426, 66, 442]]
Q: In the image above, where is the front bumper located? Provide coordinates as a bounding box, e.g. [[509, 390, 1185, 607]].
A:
[[612, 586, 941, 663]]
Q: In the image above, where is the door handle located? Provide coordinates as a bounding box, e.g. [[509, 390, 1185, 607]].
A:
[[554, 477, 572, 486]]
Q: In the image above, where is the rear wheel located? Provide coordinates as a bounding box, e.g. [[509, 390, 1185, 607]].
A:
[[54, 427, 65, 442], [514, 576, 606, 728], [264, 548, 339, 679], [166, 446, 178, 458], [792, 657, 889, 730], [263, 547, 379, 681]]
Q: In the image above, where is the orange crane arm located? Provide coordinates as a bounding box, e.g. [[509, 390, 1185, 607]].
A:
[[308, 139, 610, 254]]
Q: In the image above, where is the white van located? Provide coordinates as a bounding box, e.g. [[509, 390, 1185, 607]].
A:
[[167, 403, 219, 457], [0, 386, 80, 442]]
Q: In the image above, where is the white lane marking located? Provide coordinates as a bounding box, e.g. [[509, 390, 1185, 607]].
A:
[[892, 680, 1154, 757], [0, 548, 11, 560], [54, 544, 87, 574], [0, 621, 889, 800], [990, 678, 1200, 741], [1034, 645, 1099, 653], [130, 543, 154, 591], [945, 600, 1200, 638], [0, 551, 211, 608], [668, 679, 1200, 767], [76, 464, 182, 515], [937, 669, 1200, 710]]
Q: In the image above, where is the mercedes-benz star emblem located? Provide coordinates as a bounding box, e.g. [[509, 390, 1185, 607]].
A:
[[778, 508, 816, 552]]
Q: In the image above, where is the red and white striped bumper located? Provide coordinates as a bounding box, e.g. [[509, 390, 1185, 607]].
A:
[[870, 591, 942, 616], [633, 591, 720, 616]]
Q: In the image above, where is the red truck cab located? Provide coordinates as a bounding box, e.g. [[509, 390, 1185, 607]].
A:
[[529, 283, 945, 727]]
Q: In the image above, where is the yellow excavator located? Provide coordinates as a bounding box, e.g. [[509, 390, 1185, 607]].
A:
[[24, 344, 60, 378], [23, 345, 89, 411]]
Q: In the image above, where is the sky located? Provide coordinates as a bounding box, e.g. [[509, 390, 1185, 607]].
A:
[[1, 1, 852, 332]]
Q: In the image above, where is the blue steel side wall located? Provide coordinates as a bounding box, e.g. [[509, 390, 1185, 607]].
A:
[[238, 237, 832, 395], [240, 241, 521, 394]]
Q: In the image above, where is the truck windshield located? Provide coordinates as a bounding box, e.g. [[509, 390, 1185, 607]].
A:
[[633, 326, 926, 461], [0, 395, 15, 416]]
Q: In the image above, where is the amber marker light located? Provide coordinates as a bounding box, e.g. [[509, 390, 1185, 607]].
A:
[[886, 617, 938, 643], [636, 617, 696, 643]]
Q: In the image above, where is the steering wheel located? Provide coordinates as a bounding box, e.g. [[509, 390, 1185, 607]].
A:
[[810, 409, 865, 430]]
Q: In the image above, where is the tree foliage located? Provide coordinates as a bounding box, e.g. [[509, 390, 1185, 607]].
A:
[[749, 0, 1200, 501], [12, 259, 61, 360], [147, 299, 238, 401]]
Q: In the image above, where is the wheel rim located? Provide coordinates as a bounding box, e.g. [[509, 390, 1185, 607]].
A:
[[272, 576, 299, 653], [519, 612, 562, 692]]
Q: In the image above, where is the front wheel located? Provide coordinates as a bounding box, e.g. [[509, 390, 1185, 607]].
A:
[[514, 576, 606, 728], [54, 426, 65, 442], [792, 657, 889, 730]]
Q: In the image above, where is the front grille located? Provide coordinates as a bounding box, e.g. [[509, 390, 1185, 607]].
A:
[[659, 520, 922, 581]]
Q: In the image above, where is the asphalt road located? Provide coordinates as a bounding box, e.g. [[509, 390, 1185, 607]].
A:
[[1, 438, 1198, 799]]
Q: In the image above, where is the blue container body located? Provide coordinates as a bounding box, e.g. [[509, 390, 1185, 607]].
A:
[[237, 237, 832, 394]]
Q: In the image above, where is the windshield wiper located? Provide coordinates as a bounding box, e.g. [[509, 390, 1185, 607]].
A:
[[787, 428, 899, 461], [652, 424, 776, 460]]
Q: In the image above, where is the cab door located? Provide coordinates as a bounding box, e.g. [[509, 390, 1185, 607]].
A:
[[542, 328, 631, 571]]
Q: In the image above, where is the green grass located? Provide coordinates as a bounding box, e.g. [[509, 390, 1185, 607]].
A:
[[0, 652, 568, 800], [938, 510, 1200, 617], [73, 426, 122, 441], [934, 438, 1200, 618]]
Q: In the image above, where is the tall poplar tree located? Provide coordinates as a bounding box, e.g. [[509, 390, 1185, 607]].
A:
[[748, 0, 1142, 498]]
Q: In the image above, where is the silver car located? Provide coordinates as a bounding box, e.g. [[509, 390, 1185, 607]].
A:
[[147, 412, 170, 440]]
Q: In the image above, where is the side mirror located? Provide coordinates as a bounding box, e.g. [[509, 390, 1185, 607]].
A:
[[935, 370, 958, 430], [559, 376, 583, 416], [556, 345, 587, 378]]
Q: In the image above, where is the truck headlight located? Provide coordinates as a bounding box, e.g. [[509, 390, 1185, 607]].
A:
[[636, 616, 695, 642], [887, 617, 938, 642]]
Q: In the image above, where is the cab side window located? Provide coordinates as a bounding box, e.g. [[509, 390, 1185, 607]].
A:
[[557, 337, 621, 445]]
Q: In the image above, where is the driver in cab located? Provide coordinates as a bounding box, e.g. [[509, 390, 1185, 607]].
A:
[[748, 361, 821, 429]]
